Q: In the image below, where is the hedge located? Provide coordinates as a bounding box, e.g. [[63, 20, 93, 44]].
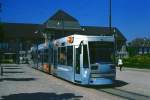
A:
[[123, 54, 150, 69]]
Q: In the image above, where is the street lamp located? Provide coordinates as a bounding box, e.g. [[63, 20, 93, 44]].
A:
[[108, 0, 117, 63]]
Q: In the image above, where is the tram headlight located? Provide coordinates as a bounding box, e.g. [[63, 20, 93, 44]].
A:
[[83, 70, 88, 78]]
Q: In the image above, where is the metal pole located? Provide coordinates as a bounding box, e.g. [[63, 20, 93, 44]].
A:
[[109, 0, 112, 34], [0, 51, 3, 76], [0, 3, 3, 76], [36, 40, 38, 69], [109, 0, 116, 64]]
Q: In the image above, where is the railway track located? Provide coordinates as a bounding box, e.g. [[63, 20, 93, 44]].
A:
[[93, 80, 150, 100], [97, 88, 150, 100]]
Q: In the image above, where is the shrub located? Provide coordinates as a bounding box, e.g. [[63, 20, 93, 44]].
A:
[[123, 54, 150, 69]]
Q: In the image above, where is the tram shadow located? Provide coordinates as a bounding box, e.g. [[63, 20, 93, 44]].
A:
[[4, 67, 22, 70], [113, 80, 129, 87], [86, 80, 129, 89], [3, 71, 24, 74], [0, 92, 83, 100], [2, 65, 20, 68], [0, 78, 36, 82]]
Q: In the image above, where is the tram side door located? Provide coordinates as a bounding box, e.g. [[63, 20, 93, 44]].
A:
[[74, 44, 83, 83]]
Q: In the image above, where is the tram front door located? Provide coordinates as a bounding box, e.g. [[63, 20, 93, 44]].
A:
[[74, 45, 83, 83]]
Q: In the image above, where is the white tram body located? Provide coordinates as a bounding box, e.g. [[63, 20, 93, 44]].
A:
[[31, 34, 116, 85]]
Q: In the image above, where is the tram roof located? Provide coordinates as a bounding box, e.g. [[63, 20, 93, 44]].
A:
[[54, 34, 115, 46]]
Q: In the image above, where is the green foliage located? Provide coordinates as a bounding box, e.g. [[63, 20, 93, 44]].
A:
[[123, 54, 150, 69], [127, 46, 137, 57]]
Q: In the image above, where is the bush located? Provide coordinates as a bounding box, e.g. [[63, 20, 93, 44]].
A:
[[123, 54, 150, 69]]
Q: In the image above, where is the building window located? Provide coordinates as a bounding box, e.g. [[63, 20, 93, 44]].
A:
[[148, 48, 150, 53], [138, 48, 142, 54], [144, 47, 147, 54]]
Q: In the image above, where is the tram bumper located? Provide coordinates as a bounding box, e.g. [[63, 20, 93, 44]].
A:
[[89, 78, 114, 85]]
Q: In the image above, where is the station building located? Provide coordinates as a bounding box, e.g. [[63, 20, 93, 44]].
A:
[[129, 38, 150, 55], [0, 10, 127, 63]]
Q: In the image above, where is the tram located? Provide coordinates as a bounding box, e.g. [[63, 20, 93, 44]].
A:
[[30, 43, 50, 73], [31, 34, 116, 85]]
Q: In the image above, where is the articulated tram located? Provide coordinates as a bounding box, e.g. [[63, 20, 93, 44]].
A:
[[30, 34, 116, 85]]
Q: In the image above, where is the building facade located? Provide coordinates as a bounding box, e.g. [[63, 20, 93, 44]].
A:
[[130, 38, 150, 55], [0, 10, 127, 63]]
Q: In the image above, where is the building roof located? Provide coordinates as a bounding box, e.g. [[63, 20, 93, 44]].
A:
[[49, 10, 78, 21], [43, 10, 126, 42], [2, 23, 126, 42], [80, 26, 126, 41], [2, 23, 43, 39], [2, 10, 127, 43], [44, 10, 81, 30]]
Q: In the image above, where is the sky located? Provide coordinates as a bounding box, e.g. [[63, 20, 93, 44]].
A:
[[0, 0, 150, 41]]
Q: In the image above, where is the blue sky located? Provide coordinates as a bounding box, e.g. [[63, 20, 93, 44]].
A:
[[1, 0, 150, 41]]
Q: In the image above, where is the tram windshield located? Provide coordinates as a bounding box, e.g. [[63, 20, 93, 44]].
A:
[[89, 41, 114, 64]]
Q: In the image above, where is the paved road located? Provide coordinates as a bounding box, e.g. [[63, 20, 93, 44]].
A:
[[97, 68, 150, 100], [0, 64, 150, 100]]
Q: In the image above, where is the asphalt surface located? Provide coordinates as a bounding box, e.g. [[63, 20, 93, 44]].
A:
[[0, 64, 150, 100]]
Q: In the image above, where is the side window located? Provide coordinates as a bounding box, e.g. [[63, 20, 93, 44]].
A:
[[83, 45, 89, 68], [38, 50, 42, 63], [58, 48, 61, 64], [58, 47, 67, 65], [43, 49, 48, 63], [41, 50, 43, 64], [67, 46, 73, 66], [50, 48, 53, 63], [54, 49, 57, 66]]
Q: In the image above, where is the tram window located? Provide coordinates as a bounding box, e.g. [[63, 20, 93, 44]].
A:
[[83, 45, 89, 68], [67, 46, 73, 66], [54, 49, 57, 66], [44, 49, 48, 53], [43, 49, 48, 63], [89, 42, 114, 63], [38, 53, 41, 63], [50, 48, 53, 63], [58, 48, 61, 64], [76, 45, 81, 74], [58, 47, 67, 65], [43, 54, 48, 63], [41, 51, 43, 64]]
